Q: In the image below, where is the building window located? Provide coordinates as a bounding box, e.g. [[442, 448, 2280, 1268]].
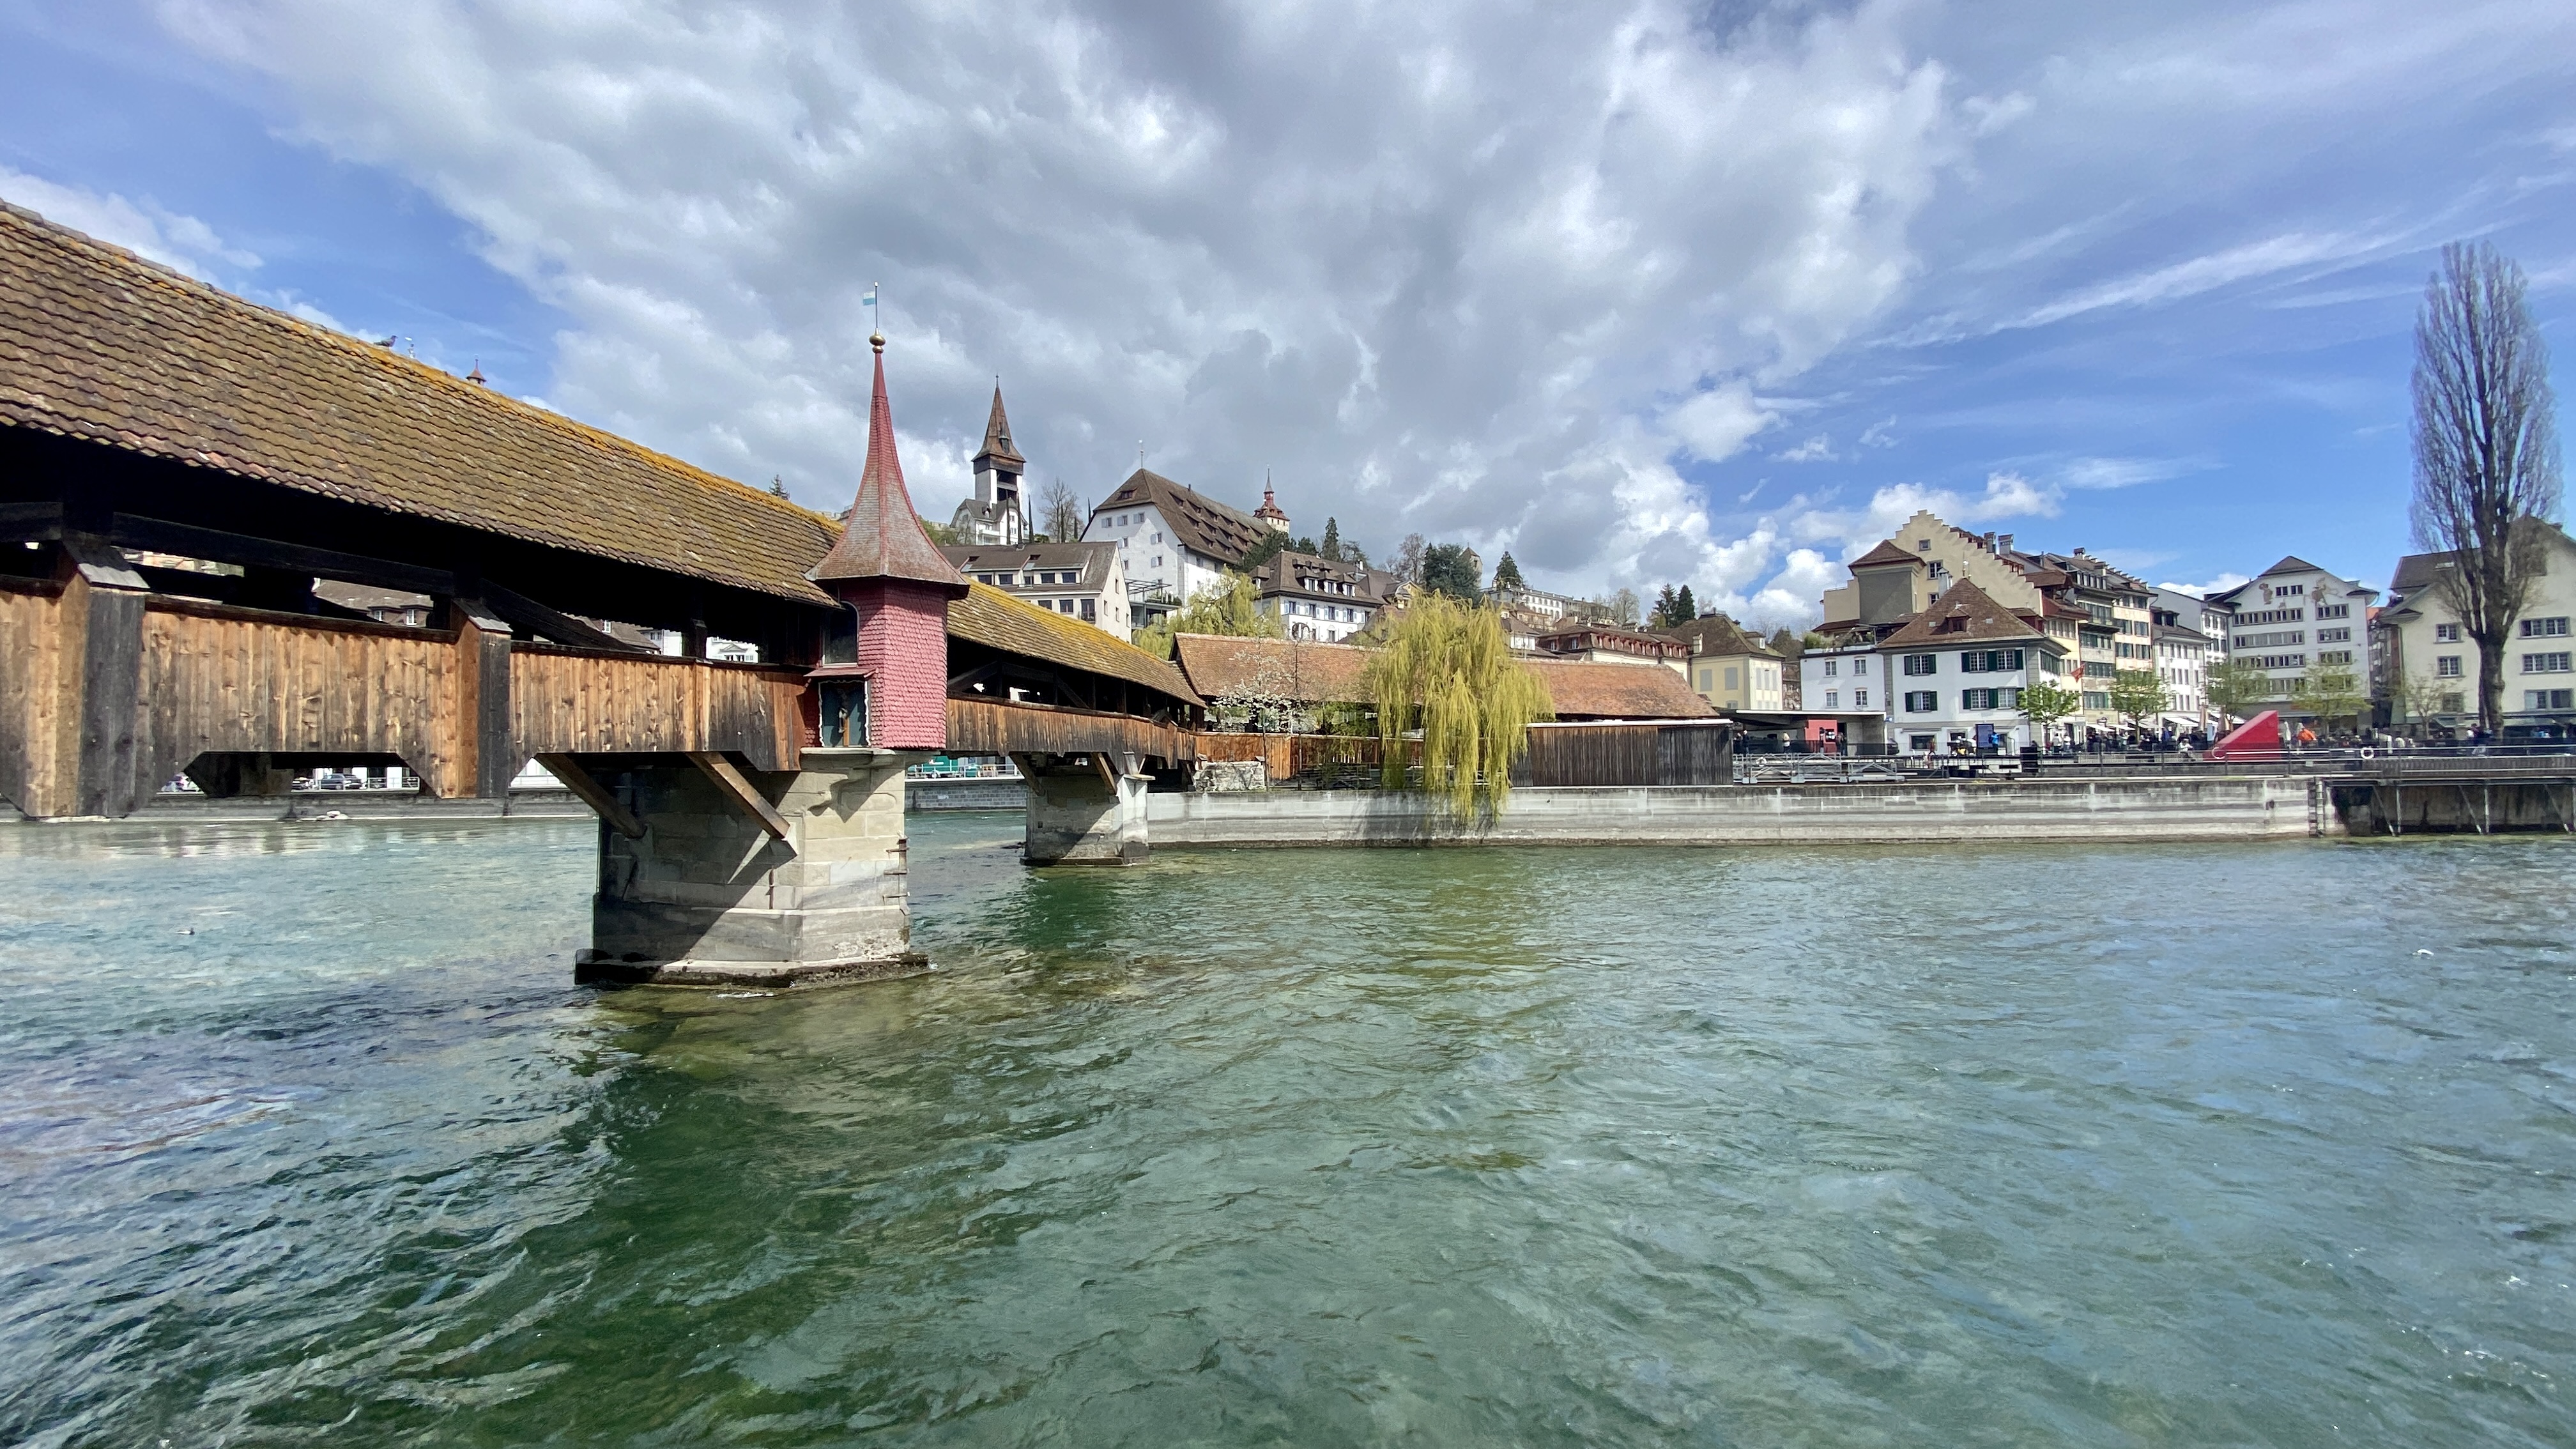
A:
[[2315, 627, 2350, 643], [1904, 690, 1936, 713], [2524, 652, 2573, 673], [1961, 687, 2020, 710], [1821, 660, 1836, 677], [2317, 650, 2353, 664], [2435, 623, 2462, 643], [1824, 690, 1839, 708], [2527, 689, 2574, 711], [1080, 598, 1096, 621], [1853, 689, 1869, 709], [1726, 667, 1740, 687], [2315, 603, 2349, 619], [1850, 657, 1869, 675], [1698, 669, 1713, 689], [1959, 648, 2024, 673], [2436, 656, 2463, 677], [1901, 654, 1937, 676], [2255, 654, 2305, 670], [2522, 617, 2572, 638], [2440, 692, 2466, 712]]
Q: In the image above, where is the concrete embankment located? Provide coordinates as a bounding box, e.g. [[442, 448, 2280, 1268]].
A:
[[17, 790, 599, 824], [905, 779, 1029, 812], [1146, 775, 2338, 848]]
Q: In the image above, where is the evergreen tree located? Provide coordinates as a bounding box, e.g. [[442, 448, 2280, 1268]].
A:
[[1652, 585, 1679, 627], [1674, 584, 1696, 620], [1420, 543, 1484, 601], [1492, 551, 1526, 590], [1321, 518, 1342, 562]]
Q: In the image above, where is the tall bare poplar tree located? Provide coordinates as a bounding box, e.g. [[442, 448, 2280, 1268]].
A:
[[2409, 241, 2563, 732]]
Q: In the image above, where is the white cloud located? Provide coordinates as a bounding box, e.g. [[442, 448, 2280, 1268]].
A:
[[0, 165, 257, 278], [2015, 229, 2392, 330], [1774, 433, 1835, 463], [157, 0, 1966, 595], [1667, 382, 1777, 463], [2060, 456, 2196, 490], [2157, 571, 2250, 597]]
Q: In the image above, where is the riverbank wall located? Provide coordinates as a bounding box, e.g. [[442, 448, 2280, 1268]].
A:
[[1144, 775, 2345, 848], [905, 779, 1029, 812], [6, 790, 597, 824]]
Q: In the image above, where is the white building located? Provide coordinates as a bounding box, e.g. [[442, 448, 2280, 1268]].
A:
[[1248, 548, 1398, 643], [940, 542, 1131, 636], [948, 386, 1027, 547], [1877, 580, 2070, 755], [2149, 588, 2221, 735], [2377, 521, 2576, 735], [1083, 469, 1271, 628], [2204, 556, 2378, 722]]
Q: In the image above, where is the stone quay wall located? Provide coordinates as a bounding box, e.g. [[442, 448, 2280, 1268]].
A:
[[1144, 775, 2340, 849], [905, 778, 1029, 812]]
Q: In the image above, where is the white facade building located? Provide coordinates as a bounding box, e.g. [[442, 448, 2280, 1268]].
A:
[[2204, 556, 2377, 722], [941, 542, 1131, 636], [1083, 468, 1269, 628], [1877, 581, 2070, 755], [2379, 522, 2576, 734]]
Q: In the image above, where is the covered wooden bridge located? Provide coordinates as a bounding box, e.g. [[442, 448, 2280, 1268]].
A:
[[0, 199, 1195, 981]]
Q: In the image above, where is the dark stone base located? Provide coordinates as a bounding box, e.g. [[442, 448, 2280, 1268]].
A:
[[573, 949, 931, 990]]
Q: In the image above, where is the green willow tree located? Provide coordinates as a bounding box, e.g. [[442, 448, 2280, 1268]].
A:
[[1363, 592, 1552, 818], [1135, 572, 1280, 658]]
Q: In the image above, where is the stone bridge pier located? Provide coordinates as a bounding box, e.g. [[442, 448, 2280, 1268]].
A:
[[1013, 750, 1149, 866], [574, 749, 924, 988]]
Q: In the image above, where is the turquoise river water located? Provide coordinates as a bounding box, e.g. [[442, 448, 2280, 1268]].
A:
[[1, 814, 2572, 1446]]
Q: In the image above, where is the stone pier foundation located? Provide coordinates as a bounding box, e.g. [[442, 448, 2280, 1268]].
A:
[[1015, 751, 1149, 866], [578, 748, 924, 987]]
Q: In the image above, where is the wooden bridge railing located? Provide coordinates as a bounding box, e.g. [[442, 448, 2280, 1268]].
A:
[[1, 577, 810, 818], [945, 696, 1192, 766]]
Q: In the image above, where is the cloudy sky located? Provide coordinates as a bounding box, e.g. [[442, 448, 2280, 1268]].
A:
[[4, 1, 2572, 624]]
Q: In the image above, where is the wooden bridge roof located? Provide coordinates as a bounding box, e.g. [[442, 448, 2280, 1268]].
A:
[[0, 201, 839, 606], [950, 583, 1200, 706]]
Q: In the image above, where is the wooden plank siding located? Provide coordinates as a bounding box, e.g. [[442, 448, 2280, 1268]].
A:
[[136, 596, 468, 797], [0, 588, 814, 816], [1523, 722, 1734, 787], [509, 645, 804, 773], [946, 696, 1194, 765]]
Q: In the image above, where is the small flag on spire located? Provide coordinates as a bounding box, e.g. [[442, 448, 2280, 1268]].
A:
[[862, 284, 879, 312]]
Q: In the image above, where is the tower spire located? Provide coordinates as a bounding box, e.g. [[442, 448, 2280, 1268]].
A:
[[809, 334, 968, 591]]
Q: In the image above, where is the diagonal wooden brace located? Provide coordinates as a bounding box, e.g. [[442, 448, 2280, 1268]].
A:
[[535, 754, 645, 839], [689, 750, 792, 843]]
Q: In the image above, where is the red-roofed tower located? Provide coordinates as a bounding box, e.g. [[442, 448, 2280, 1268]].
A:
[[809, 332, 969, 749]]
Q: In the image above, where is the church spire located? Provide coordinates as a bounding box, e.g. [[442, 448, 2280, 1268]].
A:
[[975, 382, 1023, 470], [809, 332, 969, 592]]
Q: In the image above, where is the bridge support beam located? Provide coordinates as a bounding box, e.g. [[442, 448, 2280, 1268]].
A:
[[1014, 751, 1149, 866], [577, 747, 925, 988]]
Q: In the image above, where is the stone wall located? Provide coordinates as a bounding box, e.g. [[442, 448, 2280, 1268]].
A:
[[1144, 776, 2338, 848]]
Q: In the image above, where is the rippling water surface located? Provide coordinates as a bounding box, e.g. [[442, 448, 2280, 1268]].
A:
[[1, 814, 2572, 1446]]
